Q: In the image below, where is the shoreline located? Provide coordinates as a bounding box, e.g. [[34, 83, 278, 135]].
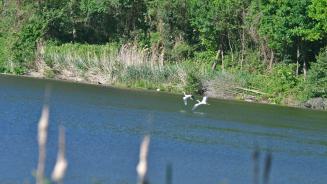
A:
[[2, 72, 324, 111]]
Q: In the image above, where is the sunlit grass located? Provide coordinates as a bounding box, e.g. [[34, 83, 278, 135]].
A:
[[43, 43, 212, 93]]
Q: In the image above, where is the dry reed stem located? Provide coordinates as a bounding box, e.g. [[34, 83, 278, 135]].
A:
[[51, 126, 68, 184], [252, 149, 260, 184], [36, 89, 50, 184], [263, 152, 272, 184], [203, 73, 241, 99], [137, 135, 151, 184], [165, 163, 172, 184]]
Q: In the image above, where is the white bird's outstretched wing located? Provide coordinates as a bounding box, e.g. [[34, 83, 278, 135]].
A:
[[192, 103, 200, 111], [202, 96, 208, 103]]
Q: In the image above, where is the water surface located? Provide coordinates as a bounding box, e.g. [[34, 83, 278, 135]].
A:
[[0, 75, 326, 184]]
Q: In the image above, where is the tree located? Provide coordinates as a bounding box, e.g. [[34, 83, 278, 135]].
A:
[[307, 0, 327, 40], [259, 0, 322, 75]]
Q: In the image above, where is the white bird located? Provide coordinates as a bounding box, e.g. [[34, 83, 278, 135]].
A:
[[183, 92, 194, 106], [192, 96, 209, 111]]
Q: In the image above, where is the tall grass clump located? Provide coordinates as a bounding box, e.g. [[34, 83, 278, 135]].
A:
[[43, 43, 213, 93], [44, 43, 120, 83], [203, 71, 246, 99], [44, 43, 164, 83]]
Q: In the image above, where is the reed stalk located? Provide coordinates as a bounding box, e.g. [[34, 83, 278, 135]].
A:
[[51, 126, 68, 184], [252, 149, 260, 184], [165, 163, 172, 184], [136, 135, 151, 184], [36, 89, 50, 184], [263, 152, 272, 184]]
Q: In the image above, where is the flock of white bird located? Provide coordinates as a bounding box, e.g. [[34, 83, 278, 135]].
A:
[[183, 92, 209, 111]]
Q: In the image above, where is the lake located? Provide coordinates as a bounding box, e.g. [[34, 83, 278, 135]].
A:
[[0, 74, 326, 184]]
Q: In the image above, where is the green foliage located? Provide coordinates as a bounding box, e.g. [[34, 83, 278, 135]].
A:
[[45, 42, 120, 58], [193, 51, 216, 64], [189, 0, 246, 51], [260, 0, 314, 53], [245, 63, 299, 103], [242, 50, 265, 73], [269, 64, 299, 93], [171, 41, 193, 61], [308, 0, 327, 40], [13, 15, 46, 72], [185, 72, 203, 94], [0, 37, 7, 72], [124, 66, 154, 81], [306, 48, 327, 98]]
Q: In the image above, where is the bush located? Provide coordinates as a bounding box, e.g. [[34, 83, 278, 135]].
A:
[[11, 13, 47, 73], [242, 50, 265, 73], [306, 48, 327, 98], [243, 63, 299, 103], [193, 51, 216, 64], [171, 42, 193, 61], [184, 72, 203, 94], [251, 64, 298, 95]]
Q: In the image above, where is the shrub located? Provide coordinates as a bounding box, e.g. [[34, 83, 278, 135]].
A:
[[193, 51, 216, 64], [252, 64, 298, 96], [306, 48, 327, 98], [184, 72, 203, 94], [171, 42, 193, 61]]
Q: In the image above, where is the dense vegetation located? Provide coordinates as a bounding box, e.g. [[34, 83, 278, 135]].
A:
[[0, 0, 326, 106]]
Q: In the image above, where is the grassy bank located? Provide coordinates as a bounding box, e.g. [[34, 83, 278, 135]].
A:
[[40, 43, 212, 94], [24, 42, 324, 108]]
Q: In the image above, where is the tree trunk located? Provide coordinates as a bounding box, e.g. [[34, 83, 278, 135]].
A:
[[269, 50, 274, 71], [221, 50, 224, 71], [228, 32, 234, 64], [303, 59, 307, 80], [240, 8, 246, 70], [296, 45, 300, 76], [241, 26, 245, 70], [35, 39, 46, 74], [260, 41, 268, 65], [211, 50, 221, 71], [70, 0, 76, 42]]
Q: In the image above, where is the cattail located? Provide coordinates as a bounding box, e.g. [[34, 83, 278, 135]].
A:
[[136, 135, 151, 184], [36, 104, 49, 184], [165, 163, 172, 184], [252, 148, 260, 184], [52, 126, 68, 183], [263, 152, 272, 184], [38, 105, 49, 146]]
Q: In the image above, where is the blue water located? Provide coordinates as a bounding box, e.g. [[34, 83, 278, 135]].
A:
[[0, 75, 326, 184]]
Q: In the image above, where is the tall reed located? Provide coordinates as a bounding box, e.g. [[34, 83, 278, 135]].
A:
[[36, 103, 49, 184], [51, 126, 68, 184], [36, 87, 51, 184], [137, 135, 151, 184], [263, 152, 272, 184]]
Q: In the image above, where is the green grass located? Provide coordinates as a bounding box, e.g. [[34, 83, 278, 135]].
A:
[[38, 43, 323, 106]]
